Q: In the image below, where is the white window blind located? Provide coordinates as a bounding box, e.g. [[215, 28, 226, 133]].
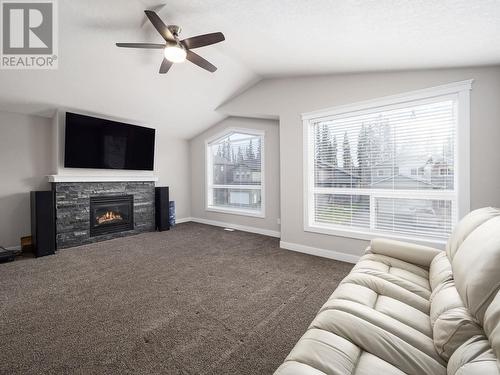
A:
[[206, 130, 264, 216], [304, 89, 468, 242]]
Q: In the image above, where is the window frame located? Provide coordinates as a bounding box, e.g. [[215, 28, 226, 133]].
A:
[[205, 127, 266, 218], [302, 80, 472, 246]]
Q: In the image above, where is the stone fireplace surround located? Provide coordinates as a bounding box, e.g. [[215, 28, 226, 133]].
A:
[[49, 176, 156, 249]]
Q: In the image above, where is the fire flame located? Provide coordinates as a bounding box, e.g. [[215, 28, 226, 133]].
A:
[[96, 211, 123, 225]]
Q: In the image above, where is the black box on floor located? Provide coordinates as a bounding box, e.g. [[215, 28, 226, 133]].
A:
[[0, 248, 16, 262]]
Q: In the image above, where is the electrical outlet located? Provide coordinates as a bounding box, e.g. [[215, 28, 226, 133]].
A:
[[277, 218, 281, 225]]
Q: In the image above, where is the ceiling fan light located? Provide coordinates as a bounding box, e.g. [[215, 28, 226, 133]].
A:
[[164, 45, 187, 63]]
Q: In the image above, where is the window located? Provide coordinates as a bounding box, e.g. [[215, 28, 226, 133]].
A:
[[206, 129, 265, 217], [303, 81, 471, 244]]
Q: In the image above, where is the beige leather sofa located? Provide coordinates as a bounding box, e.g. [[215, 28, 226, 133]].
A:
[[275, 207, 500, 375]]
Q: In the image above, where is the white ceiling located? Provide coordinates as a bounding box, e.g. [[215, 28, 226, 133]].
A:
[[0, 0, 499, 138], [216, 0, 500, 76]]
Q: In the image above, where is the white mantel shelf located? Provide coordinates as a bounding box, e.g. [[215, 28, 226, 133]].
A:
[[48, 175, 159, 183]]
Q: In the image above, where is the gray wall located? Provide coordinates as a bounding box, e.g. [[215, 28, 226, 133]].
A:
[[0, 111, 53, 247], [0, 110, 192, 248], [219, 66, 500, 258], [154, 128, 191, 221], [190, 117, 280, 233]]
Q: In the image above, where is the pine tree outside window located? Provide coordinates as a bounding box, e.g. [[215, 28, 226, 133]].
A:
[[303, 81, 472, 245], [206, 129, 265, 217]]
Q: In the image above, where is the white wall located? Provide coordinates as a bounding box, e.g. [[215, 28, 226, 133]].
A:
[[0, 111, 53, 247], [190, 117, 280, 234], [219, 66, 500, 259]]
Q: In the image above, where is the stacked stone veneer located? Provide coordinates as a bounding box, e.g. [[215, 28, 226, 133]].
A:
[[53, 182, 155, 249]]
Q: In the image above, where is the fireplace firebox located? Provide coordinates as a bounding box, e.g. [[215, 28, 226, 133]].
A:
[[90, 195, 134, 237]]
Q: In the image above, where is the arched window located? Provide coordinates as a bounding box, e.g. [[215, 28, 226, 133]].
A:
[[206, 129, 265, 217]]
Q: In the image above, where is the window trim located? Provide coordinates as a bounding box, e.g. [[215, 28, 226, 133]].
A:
[[205, 127, 266, 218], [302, 80, 472, 247]]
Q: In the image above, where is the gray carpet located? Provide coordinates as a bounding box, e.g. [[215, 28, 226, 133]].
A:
[[0, 223, 353, 375]]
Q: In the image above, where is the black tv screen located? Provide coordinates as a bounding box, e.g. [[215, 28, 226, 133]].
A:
[[64, 112, 155, 171]]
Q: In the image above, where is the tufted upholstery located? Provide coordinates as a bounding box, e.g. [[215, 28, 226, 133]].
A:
[[451, 216, 500, 324], [445, 207, 500, 261], [274, 208, 500, 375]]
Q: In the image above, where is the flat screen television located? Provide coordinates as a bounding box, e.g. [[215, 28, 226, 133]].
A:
[[64, 112, 155, 171]]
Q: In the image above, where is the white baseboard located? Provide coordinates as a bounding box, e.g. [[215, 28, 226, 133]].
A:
[[279, 241, 360, 264], [185, 217, 281, 238], [175, 217, 193, 224], [175, 218, 358, 263]]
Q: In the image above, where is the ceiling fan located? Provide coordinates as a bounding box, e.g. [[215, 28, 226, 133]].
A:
[[116, 10, 225, 74]]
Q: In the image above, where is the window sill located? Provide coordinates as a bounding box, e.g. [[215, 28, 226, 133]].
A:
[[206, 206, 265, 218], [304, 223, 447, 249]]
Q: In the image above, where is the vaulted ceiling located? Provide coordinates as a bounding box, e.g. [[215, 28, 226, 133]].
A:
[[0, 0, 499, 138]]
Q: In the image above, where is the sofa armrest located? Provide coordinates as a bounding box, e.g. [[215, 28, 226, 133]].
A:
[[366, 238, 442, 268]]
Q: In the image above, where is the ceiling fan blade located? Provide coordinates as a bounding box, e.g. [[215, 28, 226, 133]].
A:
[[144, 10, 175, 42], [159, 58, 173, 74], [181, 32, 225, 50], [186, 50, 217, 72], [116, 43, 165, 49]]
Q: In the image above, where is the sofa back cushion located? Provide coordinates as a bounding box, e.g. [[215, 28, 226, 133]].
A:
[[452, 215, 500, 324], [446, 207, 500, 261]]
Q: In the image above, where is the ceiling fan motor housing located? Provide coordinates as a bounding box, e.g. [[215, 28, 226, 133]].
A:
[[167, 25, 182, 38]]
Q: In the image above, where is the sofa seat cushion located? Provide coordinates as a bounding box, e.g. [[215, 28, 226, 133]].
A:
[[274, 329, 408, 375], [307, 303, 446, 374], [339, 272, 430, 314], [311, 299, 444, 362], [375, 295, 433, 337], [351, 253, 431, 299], [323, 283, 432, 337]]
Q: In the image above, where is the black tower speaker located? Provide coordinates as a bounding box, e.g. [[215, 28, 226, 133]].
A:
[[155, 186, 170, 231], [30, 191, 56, 257]]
